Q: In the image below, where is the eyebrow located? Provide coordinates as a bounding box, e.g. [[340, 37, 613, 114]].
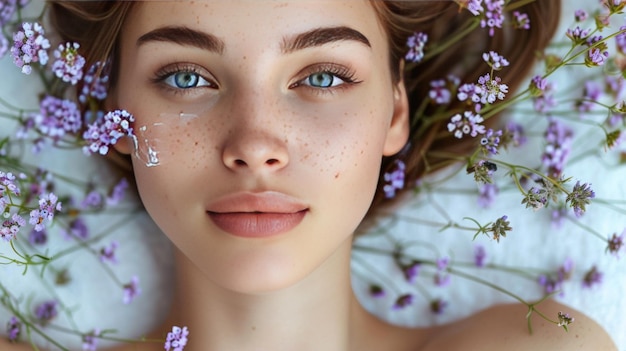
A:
[[136, 25, 370, 55], [137, 26, 225, 54], [281, 26, 371, 53]]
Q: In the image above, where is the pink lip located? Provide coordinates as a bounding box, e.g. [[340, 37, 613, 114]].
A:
[[207, 192, 308, 238]]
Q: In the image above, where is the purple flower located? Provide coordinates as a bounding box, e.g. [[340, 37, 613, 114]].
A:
[[490, 215, 511, 242], [512, 11, 530, 30], [34, 300, 58, 325], [402, 260, 421, 283], [369, 284, 385, 298], [542, 119, 573, 178], [428, 79, 451, 104], [468, 159, 497, 184], [557, 311, 574, 331], [576, 81, 602, 114], [550, 207, 567, 229], [99, 240, 119, 264], [51, 42, 85, 85], [566, 26, 591, 44], [392, 294, 414, 310], [29, 192, 62, 232], [586, 47, 609, 67], [107, 178, 129, 206], [0, 171, 20, 198], [405, 32, 428, 63], [164, 325, 189, 351], [36, 96, 82, 139], [566, 181, 595, 217], [480, 0, 505, 37], [477, 183, 498, 208], [480, 129, 502, 155], [430, 298, 448, 314], [79, 61, 110, 104], [63, 217, 89, 240], [474, 245, 486, 267], [538, 258, 573, 296], [582, 266, 603, 288], [28, 227, 47, 245], [81, 190, 103, 210], [606, 230, 625, 256], [532, 81, 557, 113], [1, 213, 26, 241], [475, 74, 508, 104], [617, 26, 626, 55], [574, 9, 588, 22], [482, 51, 509, 70], [529, 75, 548, 97], [123, 276, 141, 304], [447, 111, 486, 139], [6, 316, 21, 342], [457, 0, 484, 16], [11, 22, 50, 74], [83, 109, 135, 156], [383, 159, 405, 198], [82, 329, 100, 351]]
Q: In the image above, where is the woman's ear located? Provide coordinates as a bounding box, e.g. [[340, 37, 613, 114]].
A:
[[383, 69, 410, 156], [104, 90, 134, 155]]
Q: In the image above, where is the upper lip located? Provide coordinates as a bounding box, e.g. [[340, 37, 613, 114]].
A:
[[206, 191, 308, 213]]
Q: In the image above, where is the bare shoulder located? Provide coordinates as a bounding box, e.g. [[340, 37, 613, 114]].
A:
[[420, 300, 617, 351]]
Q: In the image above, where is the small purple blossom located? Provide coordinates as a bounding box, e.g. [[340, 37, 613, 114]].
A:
[[542, 119, 573, 178], [6, 316, 21, 342], [490, 215, 511, 242], [480, 129, 502, 155], [28, 227, 47, 245], [164, 325, 189, 351], [480, 0, 505, 37], [457, 0, 484, 16], [566, 26, 591, 44], [478, 183, 498, 208], [83, 109, 135, 155], [428, 79, 451, 104], [79, 61, 110, 104], [574, 9, 588, 22], [474, 245, 487, 267], [29, 192, 62, 232], [401, 260, 421, 283], [99, 240, 119, 264], [529, 75, 548, 97], [582, 266, 603, 288], [447, 111, 486, 139], [1, 213, 26, 241], [405, 32, 428, 63], [123, 276, 141, 304], [468, 159, 497, 184], [383, 159, 405, 199], [475, 74, 508, 104], [81, 190, 103, 209], [566, 181, 595, 217], [107, 178, 129, 206], [512, 11, 530, 30], [586, 47, 609, 67], [63, 217, 89, 240], [51, 42, 85, 85], [482, 51, 509, 70], [392, 293, 414, 310], [82, 329, 100, 351], [606, 230, 625, 256], [617, 26, 626, 55], [539, 258, 573, 296], [576, 81, 602, 114], [557, 311, 574, 331], [36, 96, 82, 140], [34, 300, 58, 325], [532, 80, 557, 113], [430, 298, 448, 314], [550, 207, 567, 229], [11, 22, 50, 74], [369, 284, 385, 298]]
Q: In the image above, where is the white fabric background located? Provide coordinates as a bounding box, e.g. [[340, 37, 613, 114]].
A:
[[0, 0, 624, 350]]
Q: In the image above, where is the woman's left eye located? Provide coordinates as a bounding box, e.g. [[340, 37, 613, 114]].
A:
[[162, 71, 212, 89], [302, 72, 345, 88]]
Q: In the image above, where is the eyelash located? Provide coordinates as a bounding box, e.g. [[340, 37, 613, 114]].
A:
[[290, 63, 361, 93], [151, 63, 216, 95]]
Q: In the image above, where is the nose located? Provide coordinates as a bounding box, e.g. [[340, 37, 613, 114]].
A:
[[221, 91, 290, 173], [222, 128, 289, 172]]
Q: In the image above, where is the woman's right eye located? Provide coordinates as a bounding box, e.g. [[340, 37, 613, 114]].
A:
[[162, 71, 213, 89]]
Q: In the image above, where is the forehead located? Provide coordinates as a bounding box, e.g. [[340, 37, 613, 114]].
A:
[[123, 0, 386, 54]]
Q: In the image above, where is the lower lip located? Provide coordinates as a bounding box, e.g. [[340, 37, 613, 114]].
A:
[[208, 210, 307, 238]]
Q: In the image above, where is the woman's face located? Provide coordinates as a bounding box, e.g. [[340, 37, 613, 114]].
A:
[[111, 0, 408, 293]]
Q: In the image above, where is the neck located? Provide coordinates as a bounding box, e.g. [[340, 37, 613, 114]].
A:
[[169, 238, 366, 351]]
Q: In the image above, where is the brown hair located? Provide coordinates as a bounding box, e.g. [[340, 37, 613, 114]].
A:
[[47, 0, 561, 214]]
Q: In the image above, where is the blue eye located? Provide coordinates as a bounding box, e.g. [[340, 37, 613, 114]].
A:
[[304, 72, 345, 88], [163, 71, 211, 89]]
